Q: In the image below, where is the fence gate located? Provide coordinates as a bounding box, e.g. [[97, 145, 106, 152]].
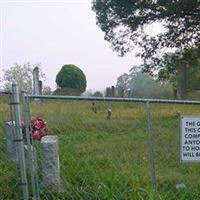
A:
[[1, 83, 200, 200]]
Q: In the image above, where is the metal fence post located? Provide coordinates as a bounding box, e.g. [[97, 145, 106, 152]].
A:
[[9, 91, 16, 152], [11, 83, 29, 200], [145, 101, 157, 191], [22, 92, 40, 199]]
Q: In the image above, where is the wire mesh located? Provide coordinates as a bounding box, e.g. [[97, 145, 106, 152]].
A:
[[151, 103, 200, 200], [29, 97, 200, 200], [30, 99, 152, 199], [1, 91, 200, 200], [0, 93, 20, 199]]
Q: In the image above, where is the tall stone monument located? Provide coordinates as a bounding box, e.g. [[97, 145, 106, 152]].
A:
[[111, 86, 115, 97], [39, 80, 42, 96], [33, 67, 40, 95], [33, 67, 42, 99]]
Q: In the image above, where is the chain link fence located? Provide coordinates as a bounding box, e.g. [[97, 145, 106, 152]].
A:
[[0, 93, 19, 199], [31, 99, 151, 200], [151, 104, 200, 199], [1, 85, 200, 199]]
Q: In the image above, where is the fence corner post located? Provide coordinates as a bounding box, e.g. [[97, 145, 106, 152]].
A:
[[12, 83, 29, 200], [22, 92, 40, 199]]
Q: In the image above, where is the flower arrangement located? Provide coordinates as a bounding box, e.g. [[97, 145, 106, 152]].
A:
[[31, 116, 48, 141]]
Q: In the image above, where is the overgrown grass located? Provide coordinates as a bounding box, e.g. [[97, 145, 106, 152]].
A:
[[0, 97, 19, 199], [0, 98, 200, 199]]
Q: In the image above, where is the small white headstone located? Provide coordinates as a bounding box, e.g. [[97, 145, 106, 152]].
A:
[[41, 136, 62, 190], [176, 183, 186, 190]]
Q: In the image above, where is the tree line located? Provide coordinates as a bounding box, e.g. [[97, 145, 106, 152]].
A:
[[0, 63, 87, 96], [92, 0, 200, 99], [1, 1, 199, 98]]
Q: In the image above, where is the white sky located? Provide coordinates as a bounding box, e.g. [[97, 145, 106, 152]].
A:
[[0, 0, 142, 91]]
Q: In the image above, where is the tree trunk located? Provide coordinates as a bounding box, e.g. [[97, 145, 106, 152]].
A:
[[179, 63, 188, 99], [173, 87, 178, 99]]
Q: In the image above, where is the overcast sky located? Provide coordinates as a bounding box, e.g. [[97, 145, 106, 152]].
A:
[[1, 0, 142, 91]]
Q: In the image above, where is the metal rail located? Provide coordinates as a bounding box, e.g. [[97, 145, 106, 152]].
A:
[[28, 95, 200, 105], [26, 93, 200, 192]]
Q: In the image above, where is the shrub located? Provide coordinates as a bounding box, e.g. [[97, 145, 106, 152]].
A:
[[53, 87, 82, 96], [92, 91, 103, 97], [56, 64, 87, 94]]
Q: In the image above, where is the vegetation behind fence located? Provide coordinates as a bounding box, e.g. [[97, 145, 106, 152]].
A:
[[1, 91, 200, 199]]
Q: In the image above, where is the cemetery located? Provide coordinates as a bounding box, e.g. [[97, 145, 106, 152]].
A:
[[0, 1, 200, 199], [0, 80, 200, 199]]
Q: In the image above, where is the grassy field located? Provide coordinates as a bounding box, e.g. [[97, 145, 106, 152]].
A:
[[0, 97, 200, 199]]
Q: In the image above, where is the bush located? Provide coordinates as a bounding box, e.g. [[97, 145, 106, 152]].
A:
[[56, 64, 87, 93], [53, 87, 82, 96], [92, 91, 103, 97], [43, 86, 52, 95]]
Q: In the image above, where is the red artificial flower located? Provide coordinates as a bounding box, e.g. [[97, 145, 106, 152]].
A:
[[33, 130, 43, 140], [31, 116, 48, 141], [35, 120, 46, 129]]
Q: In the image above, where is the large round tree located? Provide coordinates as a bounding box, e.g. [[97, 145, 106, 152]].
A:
[[55, 64, 87, 95]]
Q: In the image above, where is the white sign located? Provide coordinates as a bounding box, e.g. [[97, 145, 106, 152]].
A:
[[180, 116, 200, 162]]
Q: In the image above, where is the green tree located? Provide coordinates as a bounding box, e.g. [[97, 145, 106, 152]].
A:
[[116, 73, 129, 91], [1, 62, 45, 93], [93, 91, 103, 97], [116, 69, 171, 98], [92, 0, 200, 71], [56, 64, 87, 95], [158, 48, 200, 98], [131, 72, 171, 98], [43, 86, 52, 95]]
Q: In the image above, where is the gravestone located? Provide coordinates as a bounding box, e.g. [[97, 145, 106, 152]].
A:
[[33, 67, 40, 95], [117, 87, 124, 98], [111, 86, 115, 97], [41, 136, 62, 190], [106, 87, 112, 97], [127, 89, 131, 98], [39, 80, 43, 95], [4, 121, 36, 166], [107, 108, 112, 120], [4, 121, 18, 162], [176, 183, 186, 190], [121, 88, 124, 98], [91, 102, 97, 113]]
